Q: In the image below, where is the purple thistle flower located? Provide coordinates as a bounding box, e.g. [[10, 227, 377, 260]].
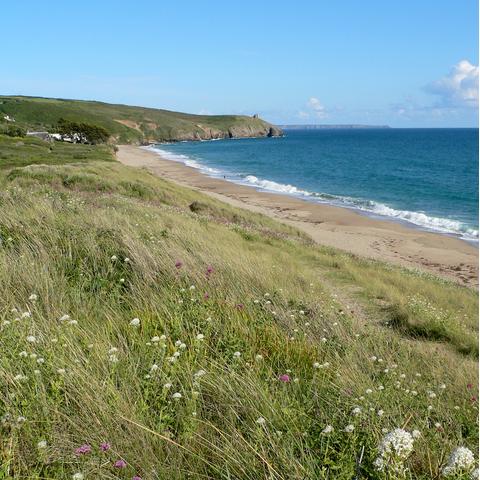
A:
[[279, 374, 291, 383], [100, 442, 111, 451], [74, 444, 92, 455], [132, 477, 142, 480], [114, 459, 127, 468], [175, 260, 182, 269]]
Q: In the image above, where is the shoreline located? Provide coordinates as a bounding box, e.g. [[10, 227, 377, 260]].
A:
[[117, 145, 479, 287], [145, 142, 479, 243]]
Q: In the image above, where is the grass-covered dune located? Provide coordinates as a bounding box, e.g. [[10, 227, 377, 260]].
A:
[[0, 134, 478, 479], [0, 96, 283, 143]]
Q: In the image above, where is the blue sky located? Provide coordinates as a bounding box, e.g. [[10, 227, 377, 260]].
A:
[[2, 0, 478, 127]]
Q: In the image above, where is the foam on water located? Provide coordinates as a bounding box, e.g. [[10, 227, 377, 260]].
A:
[[146, 144, 478, 242]]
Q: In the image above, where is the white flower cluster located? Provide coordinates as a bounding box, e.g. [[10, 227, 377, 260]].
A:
[[442, 447, 476, 478], [373, 429, 414, 474]]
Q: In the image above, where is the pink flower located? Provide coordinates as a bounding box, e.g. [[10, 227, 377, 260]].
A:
[[206, 266, 214, 277], [236, 304, 244, 310], [100, 442, 111, 451], [467, 383, 473, 389], [132, 477, 142, 480], [114, 459, 127, 468], [204, 293, 210, 300], [74, 444, 92, 455], [175, 261, 182, 269], [279, 374, 290, 383]]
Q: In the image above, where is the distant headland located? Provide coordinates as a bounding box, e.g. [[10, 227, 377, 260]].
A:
[[279, 124, 391, 129]]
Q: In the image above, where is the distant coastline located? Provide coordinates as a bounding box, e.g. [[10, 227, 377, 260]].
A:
[[278, 124, 391, 129]]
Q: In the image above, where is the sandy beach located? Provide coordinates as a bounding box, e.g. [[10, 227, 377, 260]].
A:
[[117, 145, 478, 287]]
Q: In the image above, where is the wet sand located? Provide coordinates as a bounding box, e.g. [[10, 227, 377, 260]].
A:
[[117, 145, 478, 287]]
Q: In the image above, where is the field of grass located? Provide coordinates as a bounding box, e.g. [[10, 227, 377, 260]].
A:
[[0, 96, 281, 143], [0, 134, 478, 479]]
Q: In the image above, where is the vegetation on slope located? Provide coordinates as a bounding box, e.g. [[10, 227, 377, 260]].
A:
[[0, 96, 282, 143], [0, 134, 478, 479]]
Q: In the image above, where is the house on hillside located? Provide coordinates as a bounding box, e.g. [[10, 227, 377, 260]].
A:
[[26, 131, 53, 141]]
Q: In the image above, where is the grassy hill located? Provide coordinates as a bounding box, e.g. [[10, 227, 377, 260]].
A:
[[0, 134, 478, 479], [0, 96, 282, 144]]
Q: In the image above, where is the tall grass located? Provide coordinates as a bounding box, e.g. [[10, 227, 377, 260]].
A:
[[0, 146, 477, 479]]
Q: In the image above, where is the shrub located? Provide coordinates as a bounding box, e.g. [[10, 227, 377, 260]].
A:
[[2, 125, 26, 137]]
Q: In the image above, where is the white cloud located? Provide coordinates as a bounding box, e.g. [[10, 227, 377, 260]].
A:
[[297, 110, 310, 119], [425, 60, 478, 108], [307, 97, 328, 118]]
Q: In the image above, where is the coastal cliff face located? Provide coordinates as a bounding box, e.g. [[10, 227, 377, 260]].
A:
[[154, 122, 283, 143], [0, 96, 283, 145]]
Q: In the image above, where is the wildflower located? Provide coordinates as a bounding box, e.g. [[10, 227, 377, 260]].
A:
[[111, 255, 117, 261], [21, 312, 31, 319], [344, 424, 355, 433], [313, 362, 320, 369], [194, 369, 206, 378], [179, 343, 187, 350], [19, 351, 28, 358], [109, 354, 118, 363], [150, 364, 159, 372], [279, 374, 290, 383], [352, 407, 362, 416], [196, 333, 205, 341], [255, 354, 263, 361], [442, 447, 476, 477], [365, 389, 373, 394], [189, 285, 195, 290], [124, 257, 130, 263], [377, 410, 384, 417], [322, 425, 334, 434], [172, 392, 182, 400], [175, 260, 182, 268], [163, 383, 172, 389], [256, 417, 266, 425], [37, 440, 47, 449], [133, 477, 142, 480], [233, 351, 241, 358], [114, 459, 127, 468], [26, 335, 37, 343], [100, 442, 111, 451], [471, 468, 479, 480], [14, 374, 26, 381], [412, 430, 421, 439], [151, 336, 160, 343], [59, 314, 70, 322], [374, 429, 414, 474], [57, 369, 66, 375], [72, 474, 84, 480], [68, 319, 78, 326], [130, 318, 140, 327], [75, 444, 92, 455], [29, 294, 38, 301]]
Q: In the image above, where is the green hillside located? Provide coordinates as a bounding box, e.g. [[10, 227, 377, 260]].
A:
[[0, 133, 477, 479], [0, 96, 283, 143]]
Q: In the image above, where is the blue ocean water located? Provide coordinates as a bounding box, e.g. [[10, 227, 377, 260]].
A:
[[151, 128, 479, 241]]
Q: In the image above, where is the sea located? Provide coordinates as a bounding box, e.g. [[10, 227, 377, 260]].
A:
[[149, 128, 479, 242]]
